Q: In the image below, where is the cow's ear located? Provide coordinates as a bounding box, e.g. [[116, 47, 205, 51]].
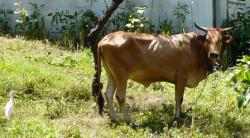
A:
[[223, 35, 233, 44]]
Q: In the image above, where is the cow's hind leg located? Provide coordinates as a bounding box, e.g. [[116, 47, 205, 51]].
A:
[[115, 79, 131, 125], [104, 71, 117, 122]]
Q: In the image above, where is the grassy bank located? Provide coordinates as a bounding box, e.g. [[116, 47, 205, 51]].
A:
[[0, 36, 249, 137]]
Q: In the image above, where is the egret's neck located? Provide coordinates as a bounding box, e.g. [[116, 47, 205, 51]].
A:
[[9, 96, 14, 101]]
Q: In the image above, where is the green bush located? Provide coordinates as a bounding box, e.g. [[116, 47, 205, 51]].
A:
[[15, 3, 47, 40], [48, 9, 98, 50], [79, 9, 98, 48], [106, 10, 131, 32], [125, 6, 153, 33], [228, 55, 250, 108], [173, 2, 190, 33], [223, 8, 250, 62], [158, 19, 173, 36], [0, 9, 13, 34], [48, 10, 79, 49]]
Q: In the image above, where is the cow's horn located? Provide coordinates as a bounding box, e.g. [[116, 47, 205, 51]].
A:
[[222, 27, 233, 32], [194, 22, 208, 32]]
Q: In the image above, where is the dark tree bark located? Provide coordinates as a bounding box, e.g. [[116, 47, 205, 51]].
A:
[[88, 0, 124, 115]]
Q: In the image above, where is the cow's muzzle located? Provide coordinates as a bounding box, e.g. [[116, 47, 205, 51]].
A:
[[208, 52, 219, 65], [209, 52, 219, 59]]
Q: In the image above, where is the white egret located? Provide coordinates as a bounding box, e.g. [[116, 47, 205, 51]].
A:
[[4, 90, 16, 118]]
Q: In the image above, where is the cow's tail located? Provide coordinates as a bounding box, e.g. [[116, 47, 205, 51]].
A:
[[92, 44, 104, 116]]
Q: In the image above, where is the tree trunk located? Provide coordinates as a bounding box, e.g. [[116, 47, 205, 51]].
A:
[[88, 0, 124, 115]]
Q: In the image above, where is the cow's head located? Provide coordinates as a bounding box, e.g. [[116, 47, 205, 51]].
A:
[[194, 22, 233, 65]]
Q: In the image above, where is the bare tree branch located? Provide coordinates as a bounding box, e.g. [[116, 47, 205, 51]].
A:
[[104, 0, 109, 11]]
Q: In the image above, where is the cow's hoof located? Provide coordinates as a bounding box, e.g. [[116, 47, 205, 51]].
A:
[[174, 115, 186, 124], [174, 116, 192, 127], [177, 117, 185, 122]]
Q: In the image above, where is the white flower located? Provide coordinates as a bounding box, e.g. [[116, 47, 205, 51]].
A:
[[14, 3, 19, 6], [14, 10, 20, 14], [20, 9, 29, 17], [125, 23, 132, 28], [131, 19, 140, 23], [137, 9, 145, 15], [139, 24, 144, 27], [16, 20, 23, 23]]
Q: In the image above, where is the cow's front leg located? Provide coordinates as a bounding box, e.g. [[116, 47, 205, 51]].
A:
[[175, 76, 186, 120]]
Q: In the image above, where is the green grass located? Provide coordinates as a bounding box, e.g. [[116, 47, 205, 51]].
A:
[[0, 36, 250, 137]]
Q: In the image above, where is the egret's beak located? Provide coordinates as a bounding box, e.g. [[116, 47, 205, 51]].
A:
[[10, 90, 20, 96], [14, 91, 22, 95]]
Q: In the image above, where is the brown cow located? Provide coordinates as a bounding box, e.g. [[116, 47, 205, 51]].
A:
[[95, 23, 232, 124]]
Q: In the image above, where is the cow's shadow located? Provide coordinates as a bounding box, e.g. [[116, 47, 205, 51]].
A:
[[130, 103, 192, 133], [111, 103, 249, 137]]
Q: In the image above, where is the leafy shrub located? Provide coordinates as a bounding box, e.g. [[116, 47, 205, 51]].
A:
[[48, 10, 79, 50], [222, 8, 250, 62], [158, 19, 173, 36], [228, 55, 250, 108], [48, 9, 98, 50], [173, 2, 190, 33], [0, 9, 13, 34], [106, 10, 131, 32], [125, 6, 152, 33], [79, 9, 98, 48], [15, 2, 47, 40]]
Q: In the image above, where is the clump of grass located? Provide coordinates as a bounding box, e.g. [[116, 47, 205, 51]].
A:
[[64, 83, 91, 101], [44, 93, 91, 119], [0, 117, 8, 128], [44, 96, 68, 119], [23, 81, 41, 99], [1, 119, 56, 137], [59, 125, 81, 138]]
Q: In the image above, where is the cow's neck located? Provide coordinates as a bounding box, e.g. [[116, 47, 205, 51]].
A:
[[193, 34, 212, 75]]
